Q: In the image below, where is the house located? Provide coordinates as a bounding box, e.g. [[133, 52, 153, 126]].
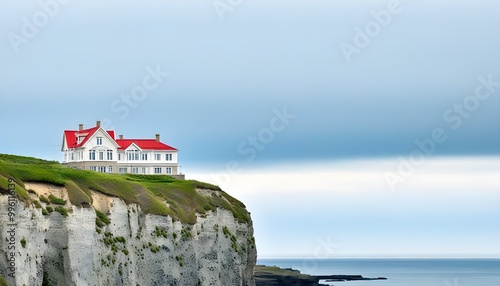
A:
[[61, 121, 184, 179]]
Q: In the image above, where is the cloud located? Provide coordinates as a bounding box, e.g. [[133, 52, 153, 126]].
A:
[[190, 157, 500, 257]]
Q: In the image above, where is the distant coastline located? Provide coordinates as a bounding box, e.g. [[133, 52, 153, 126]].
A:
[[254, 265, 386, 286], [257, 258, 500, 286]]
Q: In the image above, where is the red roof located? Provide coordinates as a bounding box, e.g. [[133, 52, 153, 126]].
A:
[[64, 127, 116, 149], [63, 126, 176, 151], [116, 139, 177, 151]]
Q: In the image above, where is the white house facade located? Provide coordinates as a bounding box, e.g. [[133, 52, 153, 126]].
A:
[[62, 121, 183, 178]]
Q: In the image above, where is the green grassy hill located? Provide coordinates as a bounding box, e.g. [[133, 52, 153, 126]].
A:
[[0, 273, 7, 286], [0, 154, 249, 225]]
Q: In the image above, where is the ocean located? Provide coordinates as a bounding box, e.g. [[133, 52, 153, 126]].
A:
[[257, 258, 500, 286]]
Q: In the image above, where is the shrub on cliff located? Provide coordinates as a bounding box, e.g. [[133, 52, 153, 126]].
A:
[[0, 273, 8, 286]]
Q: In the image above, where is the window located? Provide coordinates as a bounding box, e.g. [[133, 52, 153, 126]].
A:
[[99, 151, 104, 160], [141, 153, 148, 161], [154, 154, 161, 161], [127, 150, 140, 161], [98, 166, 106, 173], [118, 153, 122, 161], [107, 150, 113, 160], [165, 154, 172, 161], [89, 150, 96, 160], [166, 167, 172, 174], [131, 167, 139, 174], [119, 167, 128, 174], [154, 167, 162, 174], [108, 166, 113, 173], [141, 167, 147, 174], [70, 153, 74, 161], [90, 166, 97, 171], [97, 137, 103, 145]]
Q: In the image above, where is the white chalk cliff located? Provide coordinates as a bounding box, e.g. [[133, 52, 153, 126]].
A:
[[0, 183, 256, 286]]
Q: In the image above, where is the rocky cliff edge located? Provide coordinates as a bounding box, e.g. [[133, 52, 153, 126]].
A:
[[0, 154, 256, 286]]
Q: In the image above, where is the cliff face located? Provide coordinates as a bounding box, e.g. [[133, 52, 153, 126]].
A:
[[0, 183, 256, 286]]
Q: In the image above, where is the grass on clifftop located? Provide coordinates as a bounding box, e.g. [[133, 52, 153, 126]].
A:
[[0, 273, 7, 286], [254, 265, 313, 279], [0, 154, 250, 224]]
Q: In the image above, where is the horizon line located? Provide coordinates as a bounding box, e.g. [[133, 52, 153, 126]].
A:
[[257, 255, 500, 259]]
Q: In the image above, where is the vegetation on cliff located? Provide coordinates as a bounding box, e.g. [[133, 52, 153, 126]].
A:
[[0, 154, 250, 224], [0, 273, 7, 286], [254, 265, 318, 286]]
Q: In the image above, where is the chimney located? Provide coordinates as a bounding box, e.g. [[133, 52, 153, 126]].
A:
[[79, 124, 84, 131], [119, 135, 123, 140], [96, 120, 101, 127], [155, 134, 160, 142]]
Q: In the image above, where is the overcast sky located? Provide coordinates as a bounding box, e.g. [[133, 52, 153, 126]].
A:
[[1, 0, 499, 258]]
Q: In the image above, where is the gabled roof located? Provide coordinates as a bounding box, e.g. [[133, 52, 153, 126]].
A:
[[63, 123, 177, 151], [63, 127, 116, 149], [115, 139, 177, 151]]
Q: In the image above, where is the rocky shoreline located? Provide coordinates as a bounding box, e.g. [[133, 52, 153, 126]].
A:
[[255, 265, 387, 286]]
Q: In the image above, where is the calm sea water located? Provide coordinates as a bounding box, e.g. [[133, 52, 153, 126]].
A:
[[257, 258, 500, 286]]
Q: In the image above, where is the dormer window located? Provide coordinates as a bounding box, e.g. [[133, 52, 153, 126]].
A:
[[97, 137, 103, 145]]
